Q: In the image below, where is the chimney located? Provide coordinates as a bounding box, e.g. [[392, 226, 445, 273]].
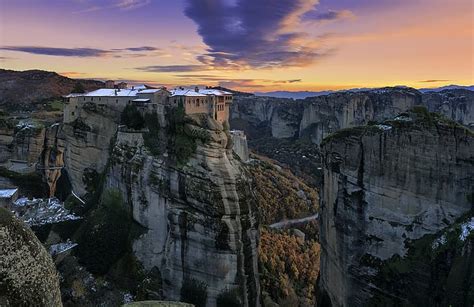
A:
[[195, 86, 199, 92]]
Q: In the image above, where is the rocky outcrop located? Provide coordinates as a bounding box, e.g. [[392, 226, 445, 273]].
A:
[[104, 114, 260, 306], [230, 88, 422, 145], [299, 88, 420, 144], [0, 207, 62, 306], [318, 109, 473, 306], [230, 130, 249, 162], [59, 106, 120, 196], [422, 89, 474, 128]]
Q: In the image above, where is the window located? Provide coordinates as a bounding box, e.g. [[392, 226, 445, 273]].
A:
[[116, 99, 118, 103], [83, 97, 85, 101], [71, 111, 75, 116], [91, 97, 94, 101], [99, 98, 101, 101]]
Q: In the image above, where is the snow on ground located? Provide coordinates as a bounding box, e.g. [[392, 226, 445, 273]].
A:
[[12, 197, 81, 226], [376, 124, 392, 131], [49, 239, 78, 256], [460, 218, 474, 241]]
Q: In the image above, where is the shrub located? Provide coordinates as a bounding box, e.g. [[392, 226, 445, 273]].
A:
[[75, 189, 132, 274], [121, 105, 145, 130], [216, 288, 242, 307], [167, 106, 196, 165], [180, 278, 208, 307], [72, 82, 86, 93]]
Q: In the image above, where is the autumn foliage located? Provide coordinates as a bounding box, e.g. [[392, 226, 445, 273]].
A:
[[259, 228, 321, 306]]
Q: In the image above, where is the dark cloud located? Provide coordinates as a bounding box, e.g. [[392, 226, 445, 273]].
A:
[[0, 46, 110, 57], [115, 46, 160, 52], [303, 9, 355, 22], [184, 0, 334, 69], [419, 79, 452, 83], [1, 45, 162, 58], [136, 65, 211, 72], [288, 79, 302, 83]]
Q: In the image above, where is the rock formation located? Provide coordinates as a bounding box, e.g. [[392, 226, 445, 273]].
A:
[[0, 207, 63, 306], [422, 89, 474, 128], [106, 113, 260, 306], [231, 87, 473, 145], [318, 108, 474, 306]]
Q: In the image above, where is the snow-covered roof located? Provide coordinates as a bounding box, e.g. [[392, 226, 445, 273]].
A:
[[200, 89, 232, 96], [133, 98, 151, 102], [170, 89, 207, 97], [83, 88, 139, 97], [64, 93, 84, 98], [0, 188, 18, 198], [139, 89, 162, 94]]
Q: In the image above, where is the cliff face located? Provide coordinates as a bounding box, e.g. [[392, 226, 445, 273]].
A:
[[230, 88, 421, 144], [318, 110, 474, 306], [299, 88, 420, 144], [422, 89, 474, 128], [231, 88, 474, 146], [59, 106, 120, 196], [106, 114, 260, 306]]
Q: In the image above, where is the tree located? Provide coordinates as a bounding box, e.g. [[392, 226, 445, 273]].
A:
[[72, 82, 86, 93], [121, 105, 145, 130]]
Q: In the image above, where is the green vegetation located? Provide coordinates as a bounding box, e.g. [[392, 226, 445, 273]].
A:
[[143, 113, 161, 156], [180, 278, 208, 307], [367, 213, 474, 306], [72, 82, 86, 94], [45, 99, 63, 112], [167, 106, 196, 165], [121, 105, 145, 130], [75, 189, 140, 274], [320, 125, 380, 147], [216, 288, 242, 307]]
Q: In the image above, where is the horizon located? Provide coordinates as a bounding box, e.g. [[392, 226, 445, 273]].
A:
[[1, 0, 473, 91]]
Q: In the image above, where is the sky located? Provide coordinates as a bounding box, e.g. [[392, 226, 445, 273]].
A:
[[0, 0, 473, 92]]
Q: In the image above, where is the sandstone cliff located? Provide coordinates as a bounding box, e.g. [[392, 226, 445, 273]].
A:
[[0, 207, 63, 306], [318, 108, 473, 306], [105, 113, 260, 306], [230, 88, 421, 144], [231, 88, 473, 146], [422, 89, 474, 128]]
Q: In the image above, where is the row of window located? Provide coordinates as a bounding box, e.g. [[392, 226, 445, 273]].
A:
[[217, 104, 225, 111]]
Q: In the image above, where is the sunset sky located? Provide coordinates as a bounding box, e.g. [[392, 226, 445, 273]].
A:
[[1, 0, 473, 91]]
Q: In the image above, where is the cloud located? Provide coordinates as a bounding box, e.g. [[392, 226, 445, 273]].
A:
[[74, 0, 151, 13], [114, 0, 151, 10], [184, 0, 335, 69], [136, 65, 211, 72], [60, 71, 85, 77], [1, 45, 162, 58], [303, 9, 355, 23], [419, 79, 452, 83]]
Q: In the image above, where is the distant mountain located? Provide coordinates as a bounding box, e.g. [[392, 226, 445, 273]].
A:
[[0, 69, 104, 111], [255, 91, 333, 99], [418, 85, 474, 93], [256, 85, 473, 99]]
